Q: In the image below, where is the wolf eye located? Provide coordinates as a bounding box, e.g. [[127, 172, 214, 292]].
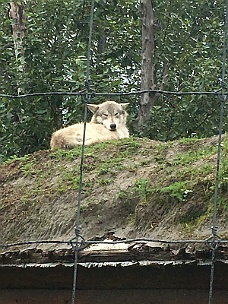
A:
[[115, 112, 119, 116], [102, 113, 108, 117]]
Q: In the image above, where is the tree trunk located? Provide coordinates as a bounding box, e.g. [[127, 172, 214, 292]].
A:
[[9, 1, 26, 94], [137, 0, 156, 128]]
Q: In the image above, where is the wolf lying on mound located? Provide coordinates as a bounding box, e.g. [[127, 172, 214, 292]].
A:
[[50, 100, 129, 149]]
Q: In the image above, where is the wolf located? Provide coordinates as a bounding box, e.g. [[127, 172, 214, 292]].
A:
[[50, 100, 129, 149]]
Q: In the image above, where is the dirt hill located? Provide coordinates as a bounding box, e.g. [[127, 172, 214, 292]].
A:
[[0, 136, 227, 252]]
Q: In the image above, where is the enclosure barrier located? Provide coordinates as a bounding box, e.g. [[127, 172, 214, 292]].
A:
[[1, 0, 228, 304]]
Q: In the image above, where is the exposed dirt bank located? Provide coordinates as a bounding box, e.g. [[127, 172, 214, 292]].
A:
[[0, 136, 227, 252]]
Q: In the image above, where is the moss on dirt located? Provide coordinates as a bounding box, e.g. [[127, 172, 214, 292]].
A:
[[0, 136, 227, 250]]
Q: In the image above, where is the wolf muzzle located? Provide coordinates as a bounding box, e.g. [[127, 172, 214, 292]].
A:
[[110, 123, 117, 130]]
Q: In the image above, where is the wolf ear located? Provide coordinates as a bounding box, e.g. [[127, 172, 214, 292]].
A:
[[87, 104, 99, 113], [120, 103, 129, 110]]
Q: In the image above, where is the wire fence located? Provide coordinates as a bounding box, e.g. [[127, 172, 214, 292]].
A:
[[0, 88, 228, 99], [1, 1, 228, 304], [1, 236, 228, 250]]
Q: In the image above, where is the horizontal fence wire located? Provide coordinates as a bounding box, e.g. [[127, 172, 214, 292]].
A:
[[0, 237, 228, 250], [0, 88, 228, 99]]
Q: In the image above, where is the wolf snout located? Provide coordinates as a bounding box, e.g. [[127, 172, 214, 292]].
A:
[[110, 123, 117, 130]]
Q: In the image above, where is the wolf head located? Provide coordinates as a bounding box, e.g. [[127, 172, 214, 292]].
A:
[[88, 101, 129, 131]]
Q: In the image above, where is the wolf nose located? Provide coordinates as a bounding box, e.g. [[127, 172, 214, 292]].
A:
[[110, 123, 116, 130]]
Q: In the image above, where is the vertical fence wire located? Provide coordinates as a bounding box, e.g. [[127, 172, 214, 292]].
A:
[[71, 0, 95, 303], [208, 1, 228, 303]]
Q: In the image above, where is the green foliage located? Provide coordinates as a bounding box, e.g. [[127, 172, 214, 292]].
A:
[[142, 0, 227, 140], [161, 181, 193, 202], [173, 144, 218, 165], [133, 178, 152, 199], [220, 136, 228, 192], [0, 0, 227, 161]]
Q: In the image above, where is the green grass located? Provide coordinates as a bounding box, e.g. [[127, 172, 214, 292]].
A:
[[172, 145, 218, 165], [49, 147, 82, 160], [3, 154, 31, 165], [160, 181, 193, 203], [2, 135, 228, 233]]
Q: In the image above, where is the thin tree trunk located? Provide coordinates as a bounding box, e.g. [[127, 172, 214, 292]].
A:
[[9, 1, 26, 94], [137, 0, 156, 128], [97, 1, 107, 66]]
